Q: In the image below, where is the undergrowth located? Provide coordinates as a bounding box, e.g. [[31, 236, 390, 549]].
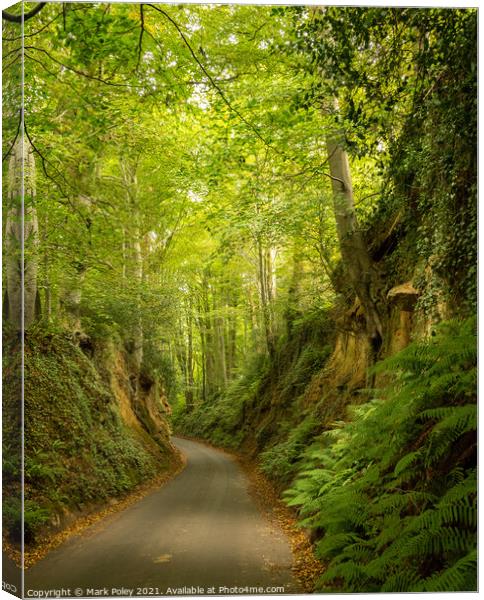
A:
[[259, 414, 320, 485], [284, 317, 477, 592], [175, 352, 271, 448], [3, 328, 170, 544], [175, 309, 331, 452]]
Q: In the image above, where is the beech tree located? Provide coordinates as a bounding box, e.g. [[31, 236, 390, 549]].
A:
[[5, 137, 38, 329], [2, 3, 476, 407], [326, 124, 383, 348]]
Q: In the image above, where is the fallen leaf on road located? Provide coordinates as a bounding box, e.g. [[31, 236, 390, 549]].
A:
[[153, 553, 172, 563]]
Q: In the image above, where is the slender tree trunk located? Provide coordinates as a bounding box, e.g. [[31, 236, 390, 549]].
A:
[[122, 227, 127, 284], [201, 276, 217, 398], [176, 320, 188, 394], [257, 237, 275, 357], [246, 283, 258, 353], [196, 294, 207, 402], [211, 286, 227, 390], [267, 247, 277, 302], [185, 298, 195, 409], [285, 247, 303, 336], [62, 192, 92, 331], [42, 214, 52, 320], [225, 284, 237, 379], [44, 274, 52, 319]]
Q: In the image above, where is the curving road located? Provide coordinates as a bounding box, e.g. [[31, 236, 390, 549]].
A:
[[25, 438, 299, 597]]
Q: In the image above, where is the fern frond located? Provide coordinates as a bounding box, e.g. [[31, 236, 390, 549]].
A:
[[438, 470, 476, 504], [400, 526, 474, 559], [416, 550, 477, 592], [423, 404, 476, 465], [394, 450, 421, 476], [318, 560, 369, 588], [381, 569, 422, 592], [316, 533, 363, 558]]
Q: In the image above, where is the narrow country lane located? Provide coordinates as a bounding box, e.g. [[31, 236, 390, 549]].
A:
[[25, 438, 299, 596]]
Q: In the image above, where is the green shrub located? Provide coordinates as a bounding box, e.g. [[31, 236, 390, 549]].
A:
[[25, 452, 67, 484], [3, 497, 51, 544], [24, 501, 51, 544]]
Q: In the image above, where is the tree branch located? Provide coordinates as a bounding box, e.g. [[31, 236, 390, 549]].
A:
[[24, 52, 100, 111], [354, 191, 381, 206], [23, 121, 67, 196], [24, 121, 91, 230], [2, 2, 46, 23], [3, 10, 61, 41], [135, 4, 145, 72], [2, 45, 22, 60], [2, 109, 22, 162], [2, 53, 21, 72], [145, 3, 345, 188], [25, 45, 141, 88]]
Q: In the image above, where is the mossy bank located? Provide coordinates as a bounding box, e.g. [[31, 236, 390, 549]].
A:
[[3, 326, 177, 547]]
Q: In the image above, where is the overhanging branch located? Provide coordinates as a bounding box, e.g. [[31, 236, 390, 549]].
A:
[[2, 2, 46, 23]]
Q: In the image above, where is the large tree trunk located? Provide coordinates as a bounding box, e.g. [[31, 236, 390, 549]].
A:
[[5, 137, 38, 330], [326, 129, 383, 348]]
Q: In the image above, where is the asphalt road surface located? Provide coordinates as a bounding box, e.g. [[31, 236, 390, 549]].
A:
[[25, 438, 299, 596]]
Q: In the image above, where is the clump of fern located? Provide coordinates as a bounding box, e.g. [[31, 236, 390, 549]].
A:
[[260, 414, 320, 485], [284, 317, 476, 592]]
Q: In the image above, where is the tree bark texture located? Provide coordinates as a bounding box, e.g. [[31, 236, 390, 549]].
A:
[[5, 137, 38, 330], [326, 131, 383, 347]]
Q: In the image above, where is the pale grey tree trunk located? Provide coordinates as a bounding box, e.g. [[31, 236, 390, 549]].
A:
[[121, 159, 144, 376], [186, 298, 195, 409], [326, 128, 383, 346], [132, 224, 144, 371], [62, 194, 91, 331], [257, 237, 275, 357], [5, 137, 38, 330]]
